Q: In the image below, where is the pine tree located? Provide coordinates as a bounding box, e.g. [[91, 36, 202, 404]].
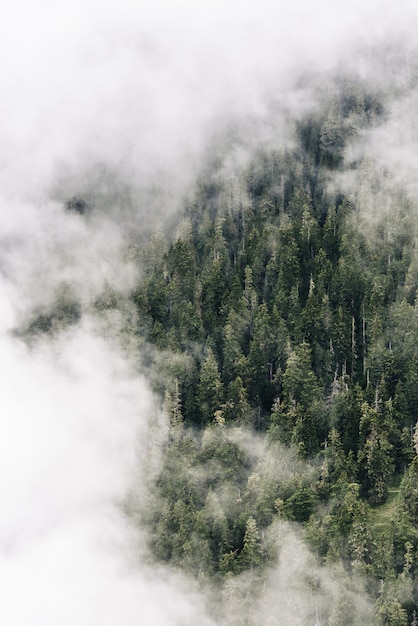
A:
[[197, 348, 223, 424], [270, 342, 325, 455], [358, 402, 394, 504], [241, 516, 262, 568], [376, 598, 408, 626]]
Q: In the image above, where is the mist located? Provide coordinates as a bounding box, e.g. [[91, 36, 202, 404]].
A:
[[2, 0, 418, 624]]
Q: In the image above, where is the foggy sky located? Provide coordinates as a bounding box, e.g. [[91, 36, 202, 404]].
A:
[[2, 1, 418, 624]]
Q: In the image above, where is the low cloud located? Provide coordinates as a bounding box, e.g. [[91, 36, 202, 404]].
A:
[[0, 317, 221, 625]]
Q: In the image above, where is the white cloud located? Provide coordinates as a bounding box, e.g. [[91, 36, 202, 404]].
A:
[[1, 0, 417, 200], [0, 323, 218, 625]]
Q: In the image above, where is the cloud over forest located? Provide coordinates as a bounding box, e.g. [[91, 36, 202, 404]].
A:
[[1, 1, 418, 624]]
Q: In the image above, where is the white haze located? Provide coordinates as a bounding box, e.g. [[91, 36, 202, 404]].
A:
[[1, 1, 418, 624]]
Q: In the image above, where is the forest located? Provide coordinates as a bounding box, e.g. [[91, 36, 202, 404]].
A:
[[120, 76, 418, 625], [16, 64, 418, 625], [6, 3, 418, 625]]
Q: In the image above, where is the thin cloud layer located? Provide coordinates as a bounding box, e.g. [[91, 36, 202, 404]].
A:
[[1, 0, 418, 200]]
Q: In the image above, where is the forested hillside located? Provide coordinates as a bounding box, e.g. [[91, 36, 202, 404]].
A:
[[127, 78, 418, 624], [7, 2, 418, 625]]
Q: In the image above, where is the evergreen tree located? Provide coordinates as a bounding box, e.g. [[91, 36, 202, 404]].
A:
[[358, 402, 394, 504], [270, 342, 325, 455], [241, 516, 263, 568], [376, 598, 408, 626], [197, 348, 223, 424]]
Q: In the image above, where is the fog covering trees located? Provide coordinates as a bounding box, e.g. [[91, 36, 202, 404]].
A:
[[3, 1, 418, 625], [130, 73, 418, 624]]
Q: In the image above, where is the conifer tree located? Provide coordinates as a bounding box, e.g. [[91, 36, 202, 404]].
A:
[[197, 348, 223, 424], [241, 516, 262, 568]]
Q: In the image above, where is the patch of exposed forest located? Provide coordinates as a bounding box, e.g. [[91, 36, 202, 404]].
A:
[[130, 80, 418, 624]]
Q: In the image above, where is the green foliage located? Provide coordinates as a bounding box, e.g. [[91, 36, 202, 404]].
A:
[[197, 348, 223, 424], [358, 402, 395, 504], [282, 479, 317, 522], [241, 516, 263, 568], [127, 78, 418, 621], [376, 598, 408, 626], [269, 342, 325, 455], [400, 457, 418, 523]]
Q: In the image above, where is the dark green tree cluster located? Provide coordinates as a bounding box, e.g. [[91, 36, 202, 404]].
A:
[[148, 414, 318, 583], [130, 79, 418, 623]]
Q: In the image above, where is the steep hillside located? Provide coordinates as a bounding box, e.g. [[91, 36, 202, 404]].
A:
[[129, 76, 418, 625]]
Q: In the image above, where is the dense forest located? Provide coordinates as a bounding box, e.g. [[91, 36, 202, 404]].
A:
[[121, 77, 418, 625], [19, 71, 418, 624]]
